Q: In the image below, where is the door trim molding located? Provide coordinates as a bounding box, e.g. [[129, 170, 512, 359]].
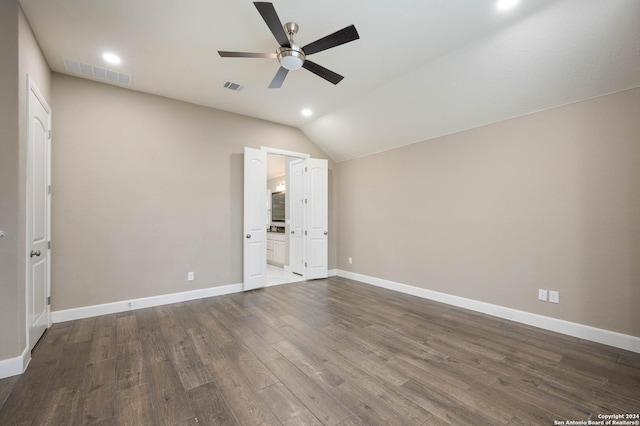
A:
[[336, 269, 640, 354], [260, 146, 310, 159]]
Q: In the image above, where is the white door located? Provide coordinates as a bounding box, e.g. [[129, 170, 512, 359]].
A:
[[289, 159, 305, 275], [305, 159, 328, 279], [243, 147, 267, 290], [27, 77, 52, 350]]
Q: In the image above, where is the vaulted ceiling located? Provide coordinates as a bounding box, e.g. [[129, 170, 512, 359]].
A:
[[19, 0, 640, 161]]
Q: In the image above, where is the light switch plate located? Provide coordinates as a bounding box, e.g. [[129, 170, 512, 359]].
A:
[[549, 290, 560, 303]]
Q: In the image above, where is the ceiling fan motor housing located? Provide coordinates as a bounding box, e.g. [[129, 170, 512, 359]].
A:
[[278, 22, 305, 70]]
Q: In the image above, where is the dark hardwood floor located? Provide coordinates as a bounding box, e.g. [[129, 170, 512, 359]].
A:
[[1, 277, 639, 425]]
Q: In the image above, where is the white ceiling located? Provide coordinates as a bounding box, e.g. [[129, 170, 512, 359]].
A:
[[19, 0, 640, 162]]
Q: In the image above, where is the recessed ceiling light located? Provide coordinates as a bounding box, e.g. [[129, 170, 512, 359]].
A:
[[102, 53, 121, 64], [301, 108, 312, 117], [496, 0, 519, 11]]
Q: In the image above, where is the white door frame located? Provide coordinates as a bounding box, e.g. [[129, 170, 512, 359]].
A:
[[260, 147, 310, 161], [246, 147, 328, 284], [25, 74, 52, 352]]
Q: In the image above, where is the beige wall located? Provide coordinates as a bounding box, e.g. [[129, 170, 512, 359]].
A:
[[18, 1, 52, 354], [0, 1, 51, 361], [51, 73, 336, 311], [0, 0, 21, 361], [337, 87, 640, 337]]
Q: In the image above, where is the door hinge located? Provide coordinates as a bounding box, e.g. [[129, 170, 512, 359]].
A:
[[48, 241, 51, 249], [304, 230, 307, 236], [304, 262, 307, 267], [47, 296, 51, 305], [48, 185, 51, 195], [46, 130, 51, 140], [304, 198, 308, 204], [305, 167, 307, 172]]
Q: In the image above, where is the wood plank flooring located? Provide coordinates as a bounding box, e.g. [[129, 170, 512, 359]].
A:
[[1, 277, 639, 425]]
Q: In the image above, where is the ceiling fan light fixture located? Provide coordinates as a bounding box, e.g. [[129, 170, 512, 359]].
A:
[[277, 46, 305, 70]]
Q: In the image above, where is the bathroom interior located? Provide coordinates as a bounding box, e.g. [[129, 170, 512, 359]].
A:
[[266, 153, 303, 286]]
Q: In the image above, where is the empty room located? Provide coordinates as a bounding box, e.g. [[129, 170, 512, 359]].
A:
[[1, 0, 639, 424]]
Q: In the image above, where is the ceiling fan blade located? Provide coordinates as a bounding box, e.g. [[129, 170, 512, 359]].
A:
[[269, 66, 289, 88], [218, 51, 277, 58], [302, 25, 359, 56], [254, 2, 291, 48], [302, 60, 344, 85]]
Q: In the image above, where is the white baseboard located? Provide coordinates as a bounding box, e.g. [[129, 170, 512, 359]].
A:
[[0, 346, 30, 380], [52, 269, 342, 324], [52, 283, 243, 323], [336, 270, 640, 354]]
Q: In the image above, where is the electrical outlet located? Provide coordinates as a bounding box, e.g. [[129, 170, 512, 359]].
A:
[[549, 290, 560, 304], [187, 272, 194, 281], [538, 289, 548, 301], [348, 257, 353, 264]]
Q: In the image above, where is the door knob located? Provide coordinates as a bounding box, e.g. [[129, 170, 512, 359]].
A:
[[30, 250, 41, 257], [324, 231, 328, 235], [291, 230, 294, 234], [246, 234, 251, 239]]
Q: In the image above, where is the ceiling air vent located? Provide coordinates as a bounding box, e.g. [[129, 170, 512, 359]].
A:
[[63, 58, 133, 87], [222, 81, 244, 92]]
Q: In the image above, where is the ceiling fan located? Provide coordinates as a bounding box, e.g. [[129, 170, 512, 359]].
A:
[[218, 2, 359, 88]]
